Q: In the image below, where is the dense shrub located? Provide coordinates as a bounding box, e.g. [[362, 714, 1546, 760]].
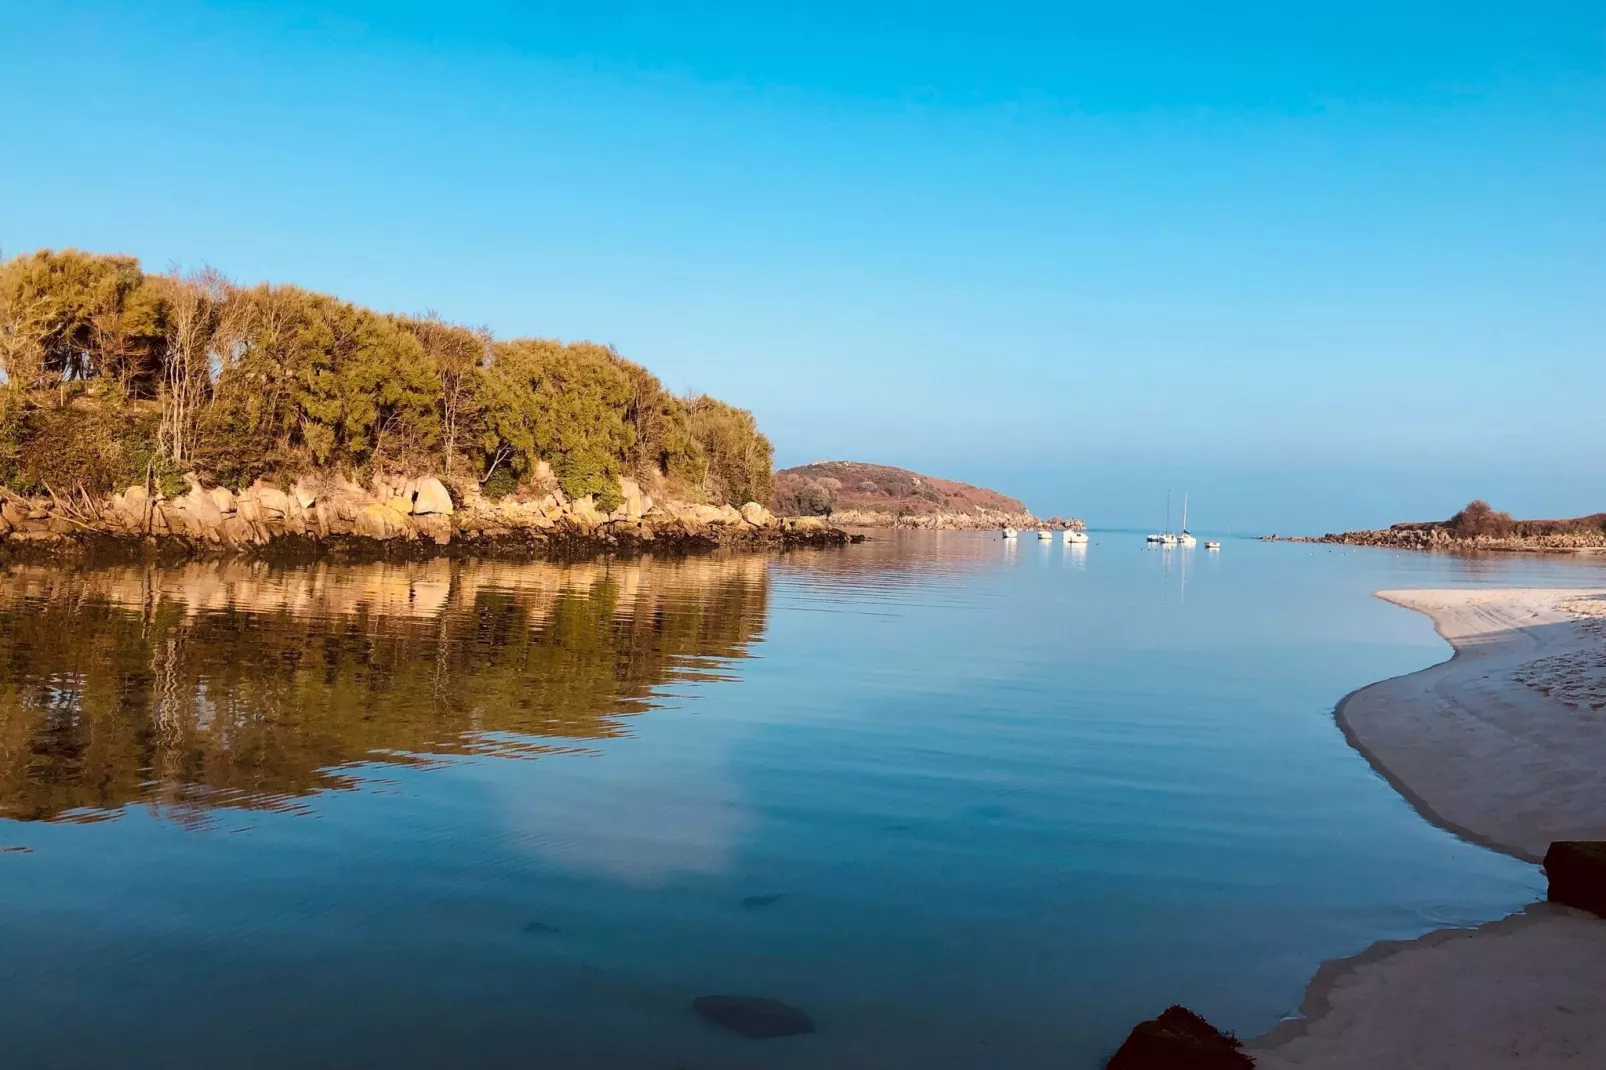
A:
[[1448, 499, 1515, 538], [683, 395, 773, 506], [0, 249, 773, 504]]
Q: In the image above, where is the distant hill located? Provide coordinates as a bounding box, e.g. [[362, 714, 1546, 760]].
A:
[[772, 460, 1062, 529]]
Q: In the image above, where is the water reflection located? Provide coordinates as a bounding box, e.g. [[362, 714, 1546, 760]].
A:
[[0, 556, 770, 823]]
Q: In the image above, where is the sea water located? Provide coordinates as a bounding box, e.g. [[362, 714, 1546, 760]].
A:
[[2, 534, 1600, 1068]]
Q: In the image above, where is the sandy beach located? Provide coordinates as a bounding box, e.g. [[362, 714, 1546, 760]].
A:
[[1251, 587, 1606, 1068], [1342, 587, 1606, 862]]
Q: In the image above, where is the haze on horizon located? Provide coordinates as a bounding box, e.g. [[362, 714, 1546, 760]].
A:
[[2, 2, 1600, 533]]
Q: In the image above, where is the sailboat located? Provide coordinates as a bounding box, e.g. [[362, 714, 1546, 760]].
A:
[[1147, 491, 1173, 544], [1177, 493, 1197, 547]]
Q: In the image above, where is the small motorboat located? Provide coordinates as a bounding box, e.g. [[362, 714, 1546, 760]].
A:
[[1037, 530, 1053, 541], [1064, 530, 1088, 544], [1002, 527, 1018, 539], [1205, 540, 1221, 550], [1145, 533, 1165, 544]]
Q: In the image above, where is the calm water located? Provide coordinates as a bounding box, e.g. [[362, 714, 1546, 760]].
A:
[[3, 535, 1603, 1068]]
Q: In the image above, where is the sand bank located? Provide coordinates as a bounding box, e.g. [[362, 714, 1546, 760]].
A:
[[1250, 587, 1606, 1067], [1250, 904, 1606, 1068], [1338, 587, 1606, 862]]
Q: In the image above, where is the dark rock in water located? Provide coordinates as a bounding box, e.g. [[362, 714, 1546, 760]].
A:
[[692, 995, 815, 1039], [522, 920, 561, 935], [1545, 841, 1606, 917], [0, 845, 32, 854], [740, 893, 786, 910], [1106, 1005, 1252, 1069]]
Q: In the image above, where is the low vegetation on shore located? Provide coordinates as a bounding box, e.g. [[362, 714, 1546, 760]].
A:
[[1303, 500, 1606, 552], [771, 459, 1068, 530], [0, 249, 771, 512]]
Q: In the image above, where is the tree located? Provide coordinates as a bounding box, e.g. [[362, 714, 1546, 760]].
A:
[[397, 313, 489, 479], [0, 247, 778, 507], [152, 267, 230, 466], [684, 394, 773, 505], [479, 339, 636, 505]]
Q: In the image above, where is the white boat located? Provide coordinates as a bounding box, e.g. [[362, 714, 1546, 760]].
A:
[[1205, 540, 1221, 550], [1064, 530, 1088, 544], [1037, 530, 1053, 541], [1002, 527, 1018, 539], [1177, 493, 1197, 546], [1149, 491, 1178, 544]]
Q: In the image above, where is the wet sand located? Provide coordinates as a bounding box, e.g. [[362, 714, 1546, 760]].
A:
[[1252, 587, 1606, 1068]]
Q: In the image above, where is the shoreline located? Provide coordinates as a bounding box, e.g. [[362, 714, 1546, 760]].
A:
[[0, 476, 861, 563], [1339, 587, 1606, 862], [1248, 903, 1606, 1068], [1248, 586, 1606, 1067], [1261, 533, 1606, 554]]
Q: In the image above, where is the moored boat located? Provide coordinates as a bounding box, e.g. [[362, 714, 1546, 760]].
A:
[[1002, 527, 1018, 539], [1176, 493, 1197, 546]]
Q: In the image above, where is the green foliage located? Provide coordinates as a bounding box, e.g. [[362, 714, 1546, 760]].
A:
[[2, 395, 163, 496], [477, 339, 636, 504], [0, 248, 774, 507], [684, 395, 774, 505], [0, 249, 166, 394], [481, 465, 518, 501]]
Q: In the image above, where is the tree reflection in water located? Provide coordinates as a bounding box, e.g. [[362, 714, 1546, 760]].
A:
[[0, 556, 769, 824]]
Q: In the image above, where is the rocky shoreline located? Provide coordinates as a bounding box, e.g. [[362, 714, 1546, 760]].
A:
[[1263, 509, 1606, 553], [829, 508, 1075, 531], [0, 473, 857, 561], [1270, 528, 1606, 552]]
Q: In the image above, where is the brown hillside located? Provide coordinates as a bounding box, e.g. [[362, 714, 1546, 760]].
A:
[[771, 460, 1033, 521]]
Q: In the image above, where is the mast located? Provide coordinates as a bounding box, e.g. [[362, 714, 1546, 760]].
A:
[[1181, 493, 1188, 534], [1166, 489, 1171, 534]]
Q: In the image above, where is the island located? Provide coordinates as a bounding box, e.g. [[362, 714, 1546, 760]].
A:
[[771, 459, 1072, 530], [1274, 500, 1606, 553]]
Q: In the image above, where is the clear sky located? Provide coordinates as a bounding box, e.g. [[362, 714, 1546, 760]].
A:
[[3, 1, 1602, 532]]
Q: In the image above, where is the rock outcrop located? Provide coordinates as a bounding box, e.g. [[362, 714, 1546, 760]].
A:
[[1545, 841, 1606, 917], [1106, 1005, 1253, 1069], [0, 472, 854, 559]]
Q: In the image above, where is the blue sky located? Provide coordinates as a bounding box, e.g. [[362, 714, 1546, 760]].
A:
[[3, 1, 1602, 531]]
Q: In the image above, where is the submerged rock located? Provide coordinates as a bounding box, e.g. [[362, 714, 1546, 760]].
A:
[[692, 995, 815, 1039], [1545, 841, 1606, 917], [1106, 1005, 1251, 1069]]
